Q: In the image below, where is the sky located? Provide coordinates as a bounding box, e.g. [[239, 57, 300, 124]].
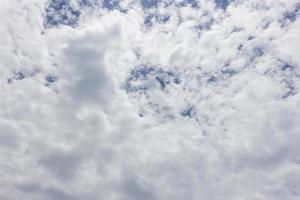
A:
[[0, 0, 300, 199]]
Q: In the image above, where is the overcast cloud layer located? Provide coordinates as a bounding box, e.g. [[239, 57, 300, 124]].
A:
[[0, 0, 300, 199]]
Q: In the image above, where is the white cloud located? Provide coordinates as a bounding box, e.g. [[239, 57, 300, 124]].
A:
[[0, 0, 299, 199]]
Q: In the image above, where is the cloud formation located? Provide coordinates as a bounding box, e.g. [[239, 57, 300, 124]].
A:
[[0, 0, 300, 199]]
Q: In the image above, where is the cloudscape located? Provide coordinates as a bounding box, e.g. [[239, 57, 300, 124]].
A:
[[0, 0, 300, 199]]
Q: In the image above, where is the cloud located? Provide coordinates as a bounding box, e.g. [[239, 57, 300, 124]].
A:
[[62, 25, 120, 105], [0, 0, 300, 199], [0, 121, 18, 148]]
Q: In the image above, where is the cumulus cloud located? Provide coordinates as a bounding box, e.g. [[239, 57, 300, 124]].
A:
[[0, 0, 300, 199]]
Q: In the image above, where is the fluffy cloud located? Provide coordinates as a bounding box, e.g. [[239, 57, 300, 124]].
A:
[[0, 0, 299, 199]]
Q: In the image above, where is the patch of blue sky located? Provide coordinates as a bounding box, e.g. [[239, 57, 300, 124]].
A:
[[181, 0, 198, 8], [202, 67, 238, 85], [250, 47, 264, 62], [78, 0, 100, 7], [282, 79, 297, 99], [221, 67, 237, 77], [141, 0, 199, 9], [144, 13, 170, 27], [7, 70, 37, 84], [46, 75, 58, 83], [141, 0, 158, 9], [180, 105, 195, 118], [281, 62, 295, 72], [45, 0, 80, 28], [215, 0, 229, 10], [103, 0, 121, 10], [45, 75, 58, 87], [280, 3, 300, 27], [45, 0, 125, 28], [124, 65, 180, 93], [193, 20, 214, 32]]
